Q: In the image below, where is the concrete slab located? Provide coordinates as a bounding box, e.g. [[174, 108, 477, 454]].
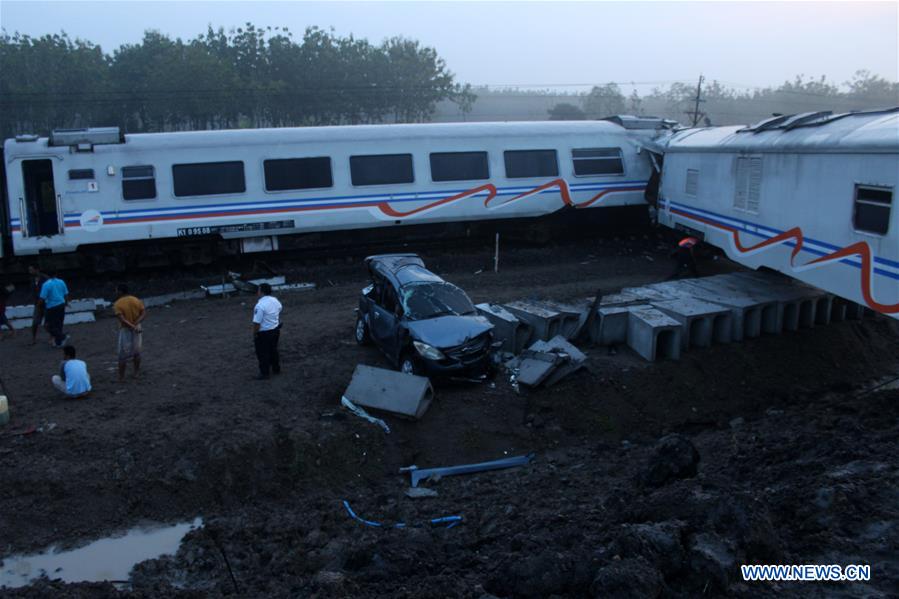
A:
[[517, 352, 562, 387], [342, 365, 434, 420], [528, 335, 587, 364], [476, 303, 532, 354], [599, 291, 647, 307], [650, 298, 732, 348], [626, 306, 682, 362], [504, 301, 564, 344]]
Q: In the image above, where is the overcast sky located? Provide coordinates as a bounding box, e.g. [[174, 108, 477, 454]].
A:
[[1, 1, 896, 93]]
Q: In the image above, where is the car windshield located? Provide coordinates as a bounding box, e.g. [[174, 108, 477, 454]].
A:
[[401, 282, 476, 321]]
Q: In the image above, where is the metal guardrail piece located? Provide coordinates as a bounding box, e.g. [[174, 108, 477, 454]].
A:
[[401, 453, 535, 487]]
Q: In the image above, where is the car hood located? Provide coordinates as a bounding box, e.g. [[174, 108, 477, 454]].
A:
[[406, 315, 493, 348]]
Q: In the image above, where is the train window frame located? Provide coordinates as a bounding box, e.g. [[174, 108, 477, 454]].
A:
[[121, 165, 157, 201], [68, 169, 95, 181], [503, 149, 559, 179], [349, 154, 415, 187], [172, 161, 246, 198], [263, 156, 334, 193], [852, 184, 892, 237], [570, 148, 625, 177], [429, 151, 490, 183]]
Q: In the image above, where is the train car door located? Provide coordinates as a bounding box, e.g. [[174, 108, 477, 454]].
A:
[[21, 159, 61, 237]]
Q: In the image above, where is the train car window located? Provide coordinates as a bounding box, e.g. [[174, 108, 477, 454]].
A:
[[173, 161, 245, 197], [571, 148, 624, 176], [429, 152, 489, 182], [504, 150, 558, 179], [350, 154, 414, 186], [685, 169, 699, 197], [68, 169, 95, 180], [264, 157, 333, 191], [853, 185, 892, 236], [122, 165, 157, 200], [733, 156, 762, 214]]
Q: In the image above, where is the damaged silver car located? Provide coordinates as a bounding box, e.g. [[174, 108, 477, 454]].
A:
[[355, 254, 496, 378]]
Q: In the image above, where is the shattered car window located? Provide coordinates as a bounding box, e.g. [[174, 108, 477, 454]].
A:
[[401, 282, 476, 320]]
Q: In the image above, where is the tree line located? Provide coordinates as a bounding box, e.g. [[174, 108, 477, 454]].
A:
[[547, 73, 899, 125], [0, 24, 476, 139]]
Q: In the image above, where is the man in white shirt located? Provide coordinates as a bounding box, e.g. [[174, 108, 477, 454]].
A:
[[252, 283, 283, 380], [51, 345, 91, 399]]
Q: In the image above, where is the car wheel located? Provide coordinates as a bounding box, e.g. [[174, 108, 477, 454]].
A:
[[354, 314, 371, 346], [399, 352, 422, 376]]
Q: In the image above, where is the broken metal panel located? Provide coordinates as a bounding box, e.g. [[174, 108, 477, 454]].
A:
[[343, 365, 434, 420], [401, 453, 535, 487]]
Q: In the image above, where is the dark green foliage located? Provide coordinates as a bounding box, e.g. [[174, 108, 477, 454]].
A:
[[0, 24, 476, 138]]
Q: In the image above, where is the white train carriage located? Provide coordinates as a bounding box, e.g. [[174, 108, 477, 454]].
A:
[[656, 107, 899, 319], [3, 121, 654, 258]]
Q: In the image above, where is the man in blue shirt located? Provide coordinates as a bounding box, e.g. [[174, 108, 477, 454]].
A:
[[38, 271, 69, 347], [51, 345, 91, 399]]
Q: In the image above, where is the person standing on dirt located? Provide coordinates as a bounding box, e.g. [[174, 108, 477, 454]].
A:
[[668, 236, 700, 280], [28, 265, 48, 345], [51, 344, 91, 399], [252, 283, 282, 380], [39, 271, 69, 348], [0, 282, 14, 339], [113, 284, 146, 381]]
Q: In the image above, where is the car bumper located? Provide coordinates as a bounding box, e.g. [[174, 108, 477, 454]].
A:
[[420, 352, 492, 378]]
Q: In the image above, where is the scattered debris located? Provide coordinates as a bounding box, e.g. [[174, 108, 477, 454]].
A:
[[143, 290, 207, 308], [515, 336, 588, 388], [401, 453, 535, 487], [342, 500, 462, 529], [340, 396, 391, 433], [342, 365, 434, 420]]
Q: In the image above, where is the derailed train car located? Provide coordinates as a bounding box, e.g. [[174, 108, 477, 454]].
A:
[[2, 120, 661, 268], [656, 107, 899, 319]]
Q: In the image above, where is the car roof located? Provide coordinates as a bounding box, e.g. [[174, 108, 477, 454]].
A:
[[365, 254, 446, 288]]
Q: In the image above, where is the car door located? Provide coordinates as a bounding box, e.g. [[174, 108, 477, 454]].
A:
[[370, 283, 401, 362]]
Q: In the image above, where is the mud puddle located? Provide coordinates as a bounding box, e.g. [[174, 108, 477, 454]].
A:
[[0, 517, 202, 588]]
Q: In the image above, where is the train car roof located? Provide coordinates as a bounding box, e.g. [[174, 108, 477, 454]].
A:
[[663, 107, 899, 154], [5, 120, 633, 154]]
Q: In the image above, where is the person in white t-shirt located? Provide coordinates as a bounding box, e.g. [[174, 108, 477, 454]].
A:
[[252, 283, 283, 380]]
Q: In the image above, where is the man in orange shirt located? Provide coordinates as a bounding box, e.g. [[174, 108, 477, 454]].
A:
[[113, 284, 146, 381]]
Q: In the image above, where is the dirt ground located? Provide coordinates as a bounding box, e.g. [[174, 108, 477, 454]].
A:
[[1, 233, 898, 597]]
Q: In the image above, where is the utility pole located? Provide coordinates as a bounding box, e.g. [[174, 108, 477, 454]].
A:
[[685, 74, 705, 127]]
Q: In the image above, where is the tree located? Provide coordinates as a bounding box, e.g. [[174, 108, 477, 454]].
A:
[[582, 83, 625, 119], [547, 102, 585, 120]]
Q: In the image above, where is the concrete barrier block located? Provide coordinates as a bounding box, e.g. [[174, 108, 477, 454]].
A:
[[476, 303, 532, 354], [596, 305, 647, 345], [673, 279, 773, 341], [504, 301, 564, 344], [343, 365, 434, 420], [626, 306, 682, 362], [650, 298, 732, 348]]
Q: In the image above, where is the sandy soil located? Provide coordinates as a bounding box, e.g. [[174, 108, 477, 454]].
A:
[[1, 233, 897, 597]]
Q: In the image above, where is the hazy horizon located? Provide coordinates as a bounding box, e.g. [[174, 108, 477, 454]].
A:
[[1, 0, 896, 95]]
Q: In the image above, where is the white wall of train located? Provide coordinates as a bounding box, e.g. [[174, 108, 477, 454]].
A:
[[2, 120, 661, 261], [656, 108, 899, 320]]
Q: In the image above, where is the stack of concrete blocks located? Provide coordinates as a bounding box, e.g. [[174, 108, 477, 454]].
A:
[[724, 272, 833, 329], [541, 299, 593, 339], [475, 303, 532, 355], [650, 297, 733, 349], [503, 301, 567, 345], [6, 298, 109, 330]]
